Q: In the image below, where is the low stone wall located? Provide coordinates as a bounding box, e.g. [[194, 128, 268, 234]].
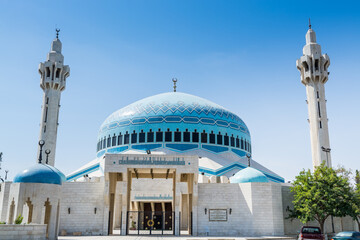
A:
[[0, 224, 46, 240]]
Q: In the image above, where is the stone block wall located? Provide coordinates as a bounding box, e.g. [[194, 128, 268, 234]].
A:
[[197, 182, 284, 236], [59, 181, 106, 236], [0, 182, 11, 222], [0, 224, 46, 240]]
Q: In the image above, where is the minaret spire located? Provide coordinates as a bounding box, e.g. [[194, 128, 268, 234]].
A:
[[56, 28, 60, 39], [172, 78, 177, 92], [37, 34, 70, 166], [296, 25, 332, 169]]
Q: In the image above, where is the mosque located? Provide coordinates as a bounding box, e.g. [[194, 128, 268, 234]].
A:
[[0, 26, 357, 239]]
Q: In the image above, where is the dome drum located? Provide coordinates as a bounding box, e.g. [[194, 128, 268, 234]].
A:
[[97, 92, 251, 157]]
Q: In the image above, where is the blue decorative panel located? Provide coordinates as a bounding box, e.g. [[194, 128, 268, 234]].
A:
[[107, 146, 128, 153], [231, 148, 246, 157], [132, 144, 162, 151], [165, 116, 182, 122], [202, 144, 228, 153], [200, 118, 215, 125], [132, 117, 146, 124], [166, 143, 198, 151], [96, 150, 106, 158], [183, 116, 199, 123]]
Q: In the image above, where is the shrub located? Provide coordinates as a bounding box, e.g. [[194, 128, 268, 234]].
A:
[[14, 215, 23, 224]]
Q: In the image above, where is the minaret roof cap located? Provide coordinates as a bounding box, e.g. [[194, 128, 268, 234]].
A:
[[306, 28, 317, 44], [51, 38, 62, 53]]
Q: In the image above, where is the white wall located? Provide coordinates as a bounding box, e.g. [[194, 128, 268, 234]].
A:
[[59, 181, 107, 236], [197, 182, 284, 236], [0, 182, 11, 222]]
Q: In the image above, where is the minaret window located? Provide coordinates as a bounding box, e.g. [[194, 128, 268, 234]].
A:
[[124, 131, 130, 144], [302, 61, 309, 72], [183, 129, 190, 142], [46, 67, 50, 78], [112, 134, 116, 146], [224, 134, 229, 146], [52, 65, 55, 80], [236, 137, 240, 148], [315, 59, 319, 71], [118, 133, 123, 145], [55, 68, 60, 78], [318, 102, 321, 117], [131, 131, 137, 144], [230, 134, 235, 147], [201, 130, 207, 143], [174, 129, 181, 142], [319, 121, 322, 129], [217, 132, 223, 145], [209, 131, 215, 144], [156, 129, 163, 142], [192, 130, 199, 142], [44, 107, 48, 122], [147, 129, 154, 142], [165, 129, 172, 142], [139, 130, 145, 143], [107, 136, 111, 148]]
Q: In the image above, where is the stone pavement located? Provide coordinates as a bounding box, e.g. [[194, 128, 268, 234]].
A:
[[58, 236, 296, 240]]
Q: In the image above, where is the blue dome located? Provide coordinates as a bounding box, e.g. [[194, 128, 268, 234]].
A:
[[230, 167, 269, 183], [13, 164, 63, 185], [97, 92, 251, 157]]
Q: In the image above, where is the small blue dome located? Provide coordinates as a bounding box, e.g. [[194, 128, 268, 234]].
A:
[[13, 164, 63, 185], [230, 167, 269, 183]]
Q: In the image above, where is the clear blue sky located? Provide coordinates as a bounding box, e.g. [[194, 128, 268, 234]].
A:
[[0, 0, 359, 181]]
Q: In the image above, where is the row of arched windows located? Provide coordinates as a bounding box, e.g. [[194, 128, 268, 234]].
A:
[[97, 128, 251, 153]]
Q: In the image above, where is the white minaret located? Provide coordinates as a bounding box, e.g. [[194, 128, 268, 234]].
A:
[[38, 30, 70, 166], [296, 22, 332, 168]]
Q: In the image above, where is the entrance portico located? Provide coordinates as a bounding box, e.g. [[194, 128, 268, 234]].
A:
[[103, 154, 198, 236]]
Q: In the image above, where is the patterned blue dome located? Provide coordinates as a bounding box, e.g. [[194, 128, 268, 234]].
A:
[[13, 164, 63, 185], [96, 92, 251, 157], [230, 167, 269, 183]]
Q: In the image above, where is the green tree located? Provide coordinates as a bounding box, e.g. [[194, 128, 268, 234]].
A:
[[290, 163, 353, 233], [349, 170, 360, 230]]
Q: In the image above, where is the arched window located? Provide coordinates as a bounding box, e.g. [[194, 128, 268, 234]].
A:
[[209, 131, 215, 144], [156, 129, 163, 142], [174, 129, 181, 142], [124, 131, 130, 144], [192, 129, 199, 142], [201, 130, 207, 143], [244, 140, 247, 151], [224, 133, 229, 146], [230, 134, 235, 147], [112, 134, 116, 146], [183, 129, 190, 142], [139, 130, 145, 143], [131, 130, 137, 144], [165, 128, 172, 142], [107, 135, 111, 147], [241, 138, 244, 149], [147, 129, 154, 142], [118, 133, 123, 145], [236, 136, 240, 148], [103, 137, 106, 149], [217, 132, 223, 145]]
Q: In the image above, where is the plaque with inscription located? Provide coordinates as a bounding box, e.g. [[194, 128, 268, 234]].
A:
[[209, 209, 227, 221]]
